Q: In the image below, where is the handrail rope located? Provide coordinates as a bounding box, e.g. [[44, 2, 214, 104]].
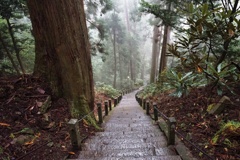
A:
[[175, 130, 215, 160], [77, 107, 99, 123], [153, 105, 214, 160], [154, 106, 169, 120]]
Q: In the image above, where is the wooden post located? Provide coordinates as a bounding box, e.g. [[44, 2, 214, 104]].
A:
[[104, 101, 108, 116], [143, 99, 146, 110], [153, 103, 158, 121], [114, 98, 117, 107], [139, 98, 142, 106], [108, 99, 112, 111], [68, 119, 81, 149], [168, 117, 176, 145], [142, 98, 145, 108], [97, 103, 103, 124], [146, 101, 150, 115], [118, 96, 121, 103]]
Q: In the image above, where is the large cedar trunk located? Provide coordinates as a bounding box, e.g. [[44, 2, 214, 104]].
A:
[[27, 0, 95, 122]]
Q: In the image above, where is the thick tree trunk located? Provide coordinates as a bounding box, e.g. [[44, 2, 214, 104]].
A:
[[27, 0, 96, 125], [6, 19, 26, 74]]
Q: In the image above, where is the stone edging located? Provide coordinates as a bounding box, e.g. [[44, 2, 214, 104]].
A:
[[150, 114, 197, 160]]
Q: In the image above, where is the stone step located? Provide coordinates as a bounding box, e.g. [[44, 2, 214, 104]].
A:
[[74, 155, 182, 160], [78, 147, 177, 159], [108, 116, 151, 120], [94, 131, 164, 139], [82, 141, 167, 151], [104, 126, 159, 132], [106, 119, 152, 122], [103, 122, 154, 128], [84, 137, 167, 145]]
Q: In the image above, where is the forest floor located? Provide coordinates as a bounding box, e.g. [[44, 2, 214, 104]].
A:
[[0, 75, 109, 160], [1, 75, 240, 160], [149, 85, 240, 160]]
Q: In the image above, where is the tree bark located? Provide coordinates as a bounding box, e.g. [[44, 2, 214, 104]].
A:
[[27, 0, 97, 125], [118, 45, 123, 88], [159, 25, 169, 73], [159, 2, 172, 74], [150, 26, 159, 83], [113, 28, 117, 88], [155, 26, 162, 78]]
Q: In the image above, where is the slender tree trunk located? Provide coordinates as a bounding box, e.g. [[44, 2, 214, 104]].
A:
[[113, 29, 117, 88], [6, 19, 26, 74], [27, 0, 97, 126], [124, 0, 135, 83], [159, 25, 168, 73], [159, 2, 172, 74], [0, 32, 21, 75], [118, 45, 123, 88], [140, 50, 146, 83], [150, 26, 159, 83], [155, 26, 162, 78]]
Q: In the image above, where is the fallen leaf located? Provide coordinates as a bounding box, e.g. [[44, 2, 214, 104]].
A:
[[37, 87, 45, 94], [29, 106, 35, 111], [24, 140, 34, 146], [0, 122, 10, 127], [68, 152, 75, 155], [35, 133, 41, 138], [46, 122, 55, 129]]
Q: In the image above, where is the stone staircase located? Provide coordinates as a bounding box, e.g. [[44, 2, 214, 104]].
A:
[[75, 92, 182, 160]]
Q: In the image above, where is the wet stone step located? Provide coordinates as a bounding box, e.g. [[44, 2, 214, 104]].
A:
[[94, 131, 164, 139], [155, 148, 177, 156], [75, 91, 181, 160], [78, 148, 155, 159], [103, 122, 154, 128], [82, 141, 167, 151], [104, 123, 159, 129], [109, 116, 151, 120], [78, 147, 178, 159], [102, 124, 155, 129], [85, 136, 167, 145], [95, 130, 163, 137], [104, 126, 160, 132], [109, 117, 152, 121], [105, 119, 152, 124], [75, 155, 182, 160]]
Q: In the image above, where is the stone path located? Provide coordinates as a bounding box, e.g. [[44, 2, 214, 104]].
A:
[[76, 91, 182, 160]]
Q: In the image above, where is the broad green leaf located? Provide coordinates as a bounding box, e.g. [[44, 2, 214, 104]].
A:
[[181, 72, 193, 81], [217, 86, 223, 96], [187, 3, 194, 13], [202, 3, 208, 16]]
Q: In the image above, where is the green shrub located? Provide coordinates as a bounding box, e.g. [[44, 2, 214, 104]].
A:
[[95, 83, 121, 98], [212, 121, 240, 147], [134, 79, 144, 87], [138, 83, 158, 99]]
